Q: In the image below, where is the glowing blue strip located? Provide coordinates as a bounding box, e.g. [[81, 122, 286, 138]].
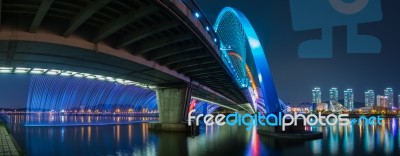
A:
[[214, 7, 282, 113], [27, 75, 157, 112]]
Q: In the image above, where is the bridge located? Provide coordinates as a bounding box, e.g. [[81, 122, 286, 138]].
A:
[[0, 0, 282, 131]]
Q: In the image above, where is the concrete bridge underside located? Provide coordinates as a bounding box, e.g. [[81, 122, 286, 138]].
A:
[[0, 0, 251, 130]]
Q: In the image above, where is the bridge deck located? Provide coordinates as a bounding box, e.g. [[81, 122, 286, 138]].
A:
[[0, 0, 249, 109]]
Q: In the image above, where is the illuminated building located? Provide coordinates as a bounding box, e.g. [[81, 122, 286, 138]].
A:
[[344, 89, 354, 111], [384, 88, 394, 108], [376, 95, 388, 107], [364, 90, 375, 107], [316, 103, 328, 111], [312, 87, 321, 104], [398, 94, 400, 107], [329, 88, 338, 110]]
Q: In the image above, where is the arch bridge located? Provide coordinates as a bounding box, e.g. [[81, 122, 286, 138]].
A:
[[0, 0, 282, 131]]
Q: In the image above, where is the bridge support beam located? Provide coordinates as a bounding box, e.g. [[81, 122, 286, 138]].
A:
[[149, 85, 192, 132]]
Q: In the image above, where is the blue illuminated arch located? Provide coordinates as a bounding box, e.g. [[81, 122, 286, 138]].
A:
[[214, 7, 283, 113], [26, 75, 157, 112]]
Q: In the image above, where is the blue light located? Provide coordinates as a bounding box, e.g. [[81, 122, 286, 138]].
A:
[[214, 38, 217, 42], [214, 7, 282, 113], [206, 26, 210, 31], [26, 75, 157, 112], [195, 12, 200, 18]]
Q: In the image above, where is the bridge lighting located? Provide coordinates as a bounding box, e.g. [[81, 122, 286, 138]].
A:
[[249, 37, 261, 49], [214, 38, 217, 42], [94, 75, 105, 80], [124, 80, 133, 85], [0, 69, 12, 73], [31, 68, 48, 74], [81, 73, 91, 77], [0, 67, 13, 71], [192, 96, 238, 111], [94, 75, 104, 78], [106, 77, 115, 82], [60, 71, 77, 76], [116, 79, 124, 84], [73, 74, 83, 78], [46, 69, 61, 75], [15, 67, 30, 73], [194, 12, 200, 18], [0, 67, 12, 70], [206, 26, 210, 31], [215, 7, 283, 112], [1, 67, 151, 89]]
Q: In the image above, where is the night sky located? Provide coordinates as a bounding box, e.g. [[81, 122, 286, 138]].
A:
[[0, 75, 30, 108], [196, 0, 400, 105]]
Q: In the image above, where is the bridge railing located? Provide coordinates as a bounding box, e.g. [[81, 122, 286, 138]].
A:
[[181, 0, 251, 89], [181, 0, 221, 51]]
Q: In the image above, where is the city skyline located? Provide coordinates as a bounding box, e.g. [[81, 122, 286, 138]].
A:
[[311, 87, 399, 107], [197, 0, 400, 104]]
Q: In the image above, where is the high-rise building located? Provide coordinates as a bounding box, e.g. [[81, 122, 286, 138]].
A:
[[384, 88, 394, 108], [312, 87, 321, 104], [364, 90, 375, 107], [377, 95, 388, 107], [329, 88, 338, 109], [344, 89, 354, 111], [398, 94, 400, 108]]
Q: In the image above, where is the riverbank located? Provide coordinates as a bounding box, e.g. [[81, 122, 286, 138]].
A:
[[0, 116, 24, 156], [0, 125, 22, 156]]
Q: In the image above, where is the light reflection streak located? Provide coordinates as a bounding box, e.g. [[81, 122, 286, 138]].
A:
[[245, 128, 260, 156], [311, 138, 322, 155], [61, 127, 65, 142], [88, 126, 91, 144], [116, 125, 120, 144], [329, 126, 338, 155], [5, 114, 400, 155], [128, 125, 132, 145], [364, 123, 374, 154]]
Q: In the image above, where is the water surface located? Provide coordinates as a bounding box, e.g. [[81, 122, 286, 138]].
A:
[[6, 115, 400, 155]]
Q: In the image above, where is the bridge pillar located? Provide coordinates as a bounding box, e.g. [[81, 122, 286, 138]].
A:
[[149, 85, 192, 132]]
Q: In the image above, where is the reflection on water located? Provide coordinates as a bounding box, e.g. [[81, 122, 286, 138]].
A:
[[5, 115, 400, 155], [13, 114, 157, 126]]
